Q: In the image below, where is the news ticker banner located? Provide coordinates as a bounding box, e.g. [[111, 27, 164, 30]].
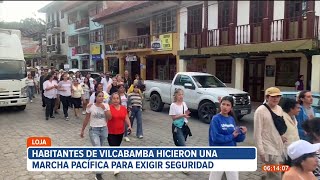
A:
[[27, 146, 257, 171]]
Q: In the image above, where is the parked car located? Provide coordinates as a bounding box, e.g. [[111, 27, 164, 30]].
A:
[[280, 91, 320, 117], [68, 69, 100, 79], [144, 72, 252, 123]]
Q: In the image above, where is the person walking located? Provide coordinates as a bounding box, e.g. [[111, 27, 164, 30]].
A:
[[128, 84, 143, 139], [302, 117, 320, 179], [43, 74, 58, 120], [26, 73, 36, 103], [296, 90, 315, 141], [107, 92, 132, 176], [295, 75, 304, 91], [71, 78, 84, 119], [80, 91, 111, 180], [89, 83, 109, 104], [52, 72, 60, 114], [209, 96, 247, 180], [254, 87, 286, 180], [123, 70, 132, 92], [169, 89, 191, 146], [100, 72, 112, 92], [57, 73, 72, 121], [283, 140, 319, 180], [40, 69, 48, 108], [118, 84, 130, 142], [107, 77, 118, 95], [82, 77, 91, 115]]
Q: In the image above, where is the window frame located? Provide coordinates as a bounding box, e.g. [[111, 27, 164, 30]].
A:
[[105, 24, 119, 43], [61, 11, 64, 19], [152, 9, 177, 35], [90, 28, 104, 43], [187, 4, 203, 33], [218, 1, 232, 28], [68, 35, 78, 47], [215, 59, 232, 83], [68, 11, 77, 25], [249, 1, 264, 24], [61, 32, 65, 44], [88, 3, 103, 17], [275, 58, 300, 87]]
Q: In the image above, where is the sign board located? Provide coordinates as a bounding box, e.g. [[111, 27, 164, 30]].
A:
[[90, 44, 101, 55], [151, 33, 173, 51], [80, 55, 90, 61], [92, 54, 102, 61], [126, 55, 137, 62]]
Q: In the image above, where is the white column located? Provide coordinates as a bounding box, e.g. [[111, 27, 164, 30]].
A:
[[234, 58, 244, 90], [311, 55, 320, 92], [178, 58, 187, 72]]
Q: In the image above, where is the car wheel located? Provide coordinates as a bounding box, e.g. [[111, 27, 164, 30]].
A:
[[198, 102, 217, 124], [150, 93, 164, 112]]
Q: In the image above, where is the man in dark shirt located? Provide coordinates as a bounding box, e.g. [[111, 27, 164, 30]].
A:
[[123, 70, 132, 92], [39, 69, 48, 107]]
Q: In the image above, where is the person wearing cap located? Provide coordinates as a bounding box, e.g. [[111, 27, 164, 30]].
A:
[[254, 87, 286, 180], [283, 140, 319, 180]]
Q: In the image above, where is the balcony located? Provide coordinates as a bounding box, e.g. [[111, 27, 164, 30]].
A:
[[75, 18, 89, 32], [184, 16, 319, 49], [46, 20, 60, 35], [75, 44, 90, 55], [47, 44, 61, 55], [116, 35, 151, 51]]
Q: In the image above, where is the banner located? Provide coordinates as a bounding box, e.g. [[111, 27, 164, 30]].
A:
[[151, 33, 172, 51], [90, 44, 101, 55], [27, 146, 257, 171]]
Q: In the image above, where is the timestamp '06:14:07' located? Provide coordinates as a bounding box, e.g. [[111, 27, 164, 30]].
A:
[[262, 165, 290, 172]]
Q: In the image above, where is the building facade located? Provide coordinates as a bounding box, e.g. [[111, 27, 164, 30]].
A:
[[39, 1, 68, 70], [178, 0, 320, 101], [93, 1, 181, 80]]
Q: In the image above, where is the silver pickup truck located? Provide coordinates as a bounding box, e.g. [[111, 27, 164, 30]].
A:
[[144, 72, 251, 123]]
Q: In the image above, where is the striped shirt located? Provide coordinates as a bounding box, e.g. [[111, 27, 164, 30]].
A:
[[128, 92, 142, 108]]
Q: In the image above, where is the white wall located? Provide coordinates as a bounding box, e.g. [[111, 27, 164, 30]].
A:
[[237, 1, 249, 26], [316, 1, 320, 16], [208, 1, 218, 30], [273, 1, 284, 20]]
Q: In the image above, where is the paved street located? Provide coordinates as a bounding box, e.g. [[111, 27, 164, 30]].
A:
[[0, 95, 264, 180]]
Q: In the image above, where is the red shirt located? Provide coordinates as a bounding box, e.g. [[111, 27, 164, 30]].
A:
[[108, 105, 127, 134]]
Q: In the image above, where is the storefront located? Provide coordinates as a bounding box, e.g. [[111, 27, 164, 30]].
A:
[[91, 44, 104, 72], [80, 55, 90, 70]]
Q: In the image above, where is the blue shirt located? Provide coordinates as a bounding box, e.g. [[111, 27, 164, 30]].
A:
[[296, 106, 315, 141], [209, 114, 245, 146]]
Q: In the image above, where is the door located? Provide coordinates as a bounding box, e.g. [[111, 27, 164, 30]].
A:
[[244, 59, 265, 102], [171, 74, 197, 109]]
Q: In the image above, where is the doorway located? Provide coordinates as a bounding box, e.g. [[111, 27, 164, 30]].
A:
[[244, 58, 265, 102]]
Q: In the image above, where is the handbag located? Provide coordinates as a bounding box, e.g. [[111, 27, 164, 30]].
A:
[[173, 104, 186, 128], [263, 104, 287, 135]]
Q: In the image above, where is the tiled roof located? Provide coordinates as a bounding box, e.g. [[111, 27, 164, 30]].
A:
[[92, 1, 149, 22]]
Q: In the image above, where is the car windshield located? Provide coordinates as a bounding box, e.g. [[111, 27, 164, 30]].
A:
[[0, 59, 27, 80], [192, 75, 226, 88]]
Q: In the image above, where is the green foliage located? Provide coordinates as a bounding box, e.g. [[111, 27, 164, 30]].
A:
[[0, 17, 45, 37]]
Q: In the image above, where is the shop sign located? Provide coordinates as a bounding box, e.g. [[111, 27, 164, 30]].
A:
[[92, 54, 102, 61], [80, 55, 90, 61], [151, 33, 173, 51], [126, 55, 137, 62], [90, 44, 101, 55]]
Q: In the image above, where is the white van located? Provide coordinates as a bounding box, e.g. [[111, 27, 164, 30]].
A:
[[0, 29, 28, 110]]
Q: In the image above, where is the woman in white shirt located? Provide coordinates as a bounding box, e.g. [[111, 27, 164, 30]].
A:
[[82, 77, 91, 115], [43, 74, 58, 120], [26, 73, 35, 103], [80, 91, 111, 180], [58, 73, 72, 121], [71, 78, 84, 118]]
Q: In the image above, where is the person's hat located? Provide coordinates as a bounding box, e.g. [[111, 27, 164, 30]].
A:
[[287, 140, 320, 160], [265, 87, 281, 96]]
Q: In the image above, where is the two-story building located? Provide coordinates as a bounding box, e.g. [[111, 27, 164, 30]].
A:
[[178, 0, 320, 101], [92, 1, 181, 80], [39, 1, 68, 70]]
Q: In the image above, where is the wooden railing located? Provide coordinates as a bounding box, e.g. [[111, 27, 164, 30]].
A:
[[75, 18, 89, 30], [116, 35, 150, 50], [75, 44, 89, 54], [184, 16, 319, 48]]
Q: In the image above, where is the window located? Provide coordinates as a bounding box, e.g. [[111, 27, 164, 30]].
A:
[[187, 4, 203, 33], [89, 3, 103, 17], [215, 59, 232, 83], [68, 35, 78, 47], [61, 11, 64, 19], [152, 9, 176, 35], [90, 28, 103, 43], [68, 11, 77, 24], [48, 35, 51, 45], [250, 1, 264, 24], [276, 58, 300, 87], [286, 0, 308, 18], [52, 35, 56, 45], [62, 32, 65, 44], [218, 1, 231, 28], [105, 24, 119, 43], [57, 33, 60, 45], [174, 74, 194, 87]]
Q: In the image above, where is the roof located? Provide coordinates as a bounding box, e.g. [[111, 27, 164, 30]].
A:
[[38, 1, 64, 13], [92, 1, 150, 22], [60, 1, 84, 12]]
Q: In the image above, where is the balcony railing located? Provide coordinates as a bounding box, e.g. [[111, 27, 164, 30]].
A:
[[47, 44, 61, 54], [75, 44, 89, 54], [184, 16, 319, 49], [116, 35, 150, 50], [75, 18, 89, 30], [46, 20, 60, 30]]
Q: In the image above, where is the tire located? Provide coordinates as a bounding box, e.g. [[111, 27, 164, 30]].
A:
[[17, 105, 26, 111], [198, 102, 217, 124], [150, 93, 164, 112]]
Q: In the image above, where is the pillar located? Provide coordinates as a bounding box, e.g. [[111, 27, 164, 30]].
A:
[[311, 55, 320, 92], [103, 57, 108, 73], [119, 56, 125, 75], [234, 58, 244, 90], [178, 58, 187, 72], [306, 0, 315, 39], [140, 56, 146, 80]]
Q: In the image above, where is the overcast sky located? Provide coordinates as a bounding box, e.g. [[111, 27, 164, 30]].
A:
[[0, 1, 52, 22]]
